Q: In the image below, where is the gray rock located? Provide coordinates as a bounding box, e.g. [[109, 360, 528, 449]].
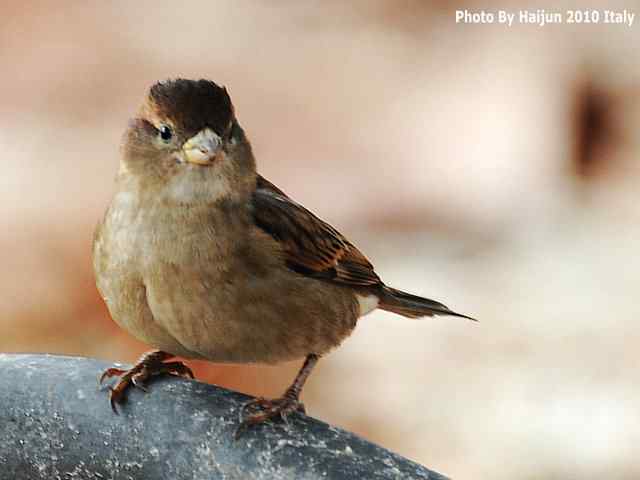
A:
[[0, 354, 447, 479]]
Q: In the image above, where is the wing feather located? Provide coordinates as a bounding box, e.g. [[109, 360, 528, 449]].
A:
[[252, 175, 381, 287]]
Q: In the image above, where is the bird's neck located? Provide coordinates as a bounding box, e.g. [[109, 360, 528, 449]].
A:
[[117, 166, 256, 209]]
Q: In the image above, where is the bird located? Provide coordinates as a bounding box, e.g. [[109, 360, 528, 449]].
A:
[[93, 78, 475, 434]]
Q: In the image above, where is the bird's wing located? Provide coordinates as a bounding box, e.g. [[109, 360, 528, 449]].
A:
[[252, 175, 381, 287]]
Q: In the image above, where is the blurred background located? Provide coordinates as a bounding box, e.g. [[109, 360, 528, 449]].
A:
[[2, 1, 639, 478]]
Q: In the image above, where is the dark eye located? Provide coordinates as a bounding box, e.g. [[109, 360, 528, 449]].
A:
[[159, 125, 173, 142]]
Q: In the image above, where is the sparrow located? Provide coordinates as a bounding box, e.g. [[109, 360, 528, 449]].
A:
[[93, 78, 475, 434]]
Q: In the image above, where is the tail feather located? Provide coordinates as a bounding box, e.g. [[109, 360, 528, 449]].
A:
[[378, 286, 476, 321]]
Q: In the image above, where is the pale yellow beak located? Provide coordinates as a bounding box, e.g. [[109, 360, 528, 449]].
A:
[[181, 128, 221, 165]]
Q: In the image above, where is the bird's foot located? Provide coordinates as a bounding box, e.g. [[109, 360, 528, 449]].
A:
[[98, 350, 194, 413], [235, 354, 319, 438], [236, 393, 305, 438]]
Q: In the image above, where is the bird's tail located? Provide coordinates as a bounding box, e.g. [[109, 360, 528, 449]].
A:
[[378, 286, 476, 321]]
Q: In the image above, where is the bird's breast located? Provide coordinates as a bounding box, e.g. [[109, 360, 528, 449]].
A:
[[95, 187, 360, 364]]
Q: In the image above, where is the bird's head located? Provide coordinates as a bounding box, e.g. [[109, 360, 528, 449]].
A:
[[121, 78, 255, 203]]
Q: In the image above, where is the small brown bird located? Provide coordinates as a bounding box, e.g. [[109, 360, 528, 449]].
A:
[[93, 78, 474, 432]]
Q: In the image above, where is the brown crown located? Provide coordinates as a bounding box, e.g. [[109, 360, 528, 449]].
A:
[[148, 78, 234, 136]]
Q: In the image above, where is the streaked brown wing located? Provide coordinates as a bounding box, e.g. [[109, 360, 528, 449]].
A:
[[252, 175, 381, 287]]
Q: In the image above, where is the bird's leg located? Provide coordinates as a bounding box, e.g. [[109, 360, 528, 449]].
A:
[[237, 354, 319, 436], [99, 350, 194, 413]]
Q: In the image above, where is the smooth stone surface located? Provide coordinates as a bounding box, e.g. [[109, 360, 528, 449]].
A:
[[0, 354, 447, 479]]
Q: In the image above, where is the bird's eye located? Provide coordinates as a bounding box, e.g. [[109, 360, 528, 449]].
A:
[[159, 125, 173, 142]]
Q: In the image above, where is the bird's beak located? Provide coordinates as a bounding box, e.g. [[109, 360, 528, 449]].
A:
[[181, 128, 221, 165]]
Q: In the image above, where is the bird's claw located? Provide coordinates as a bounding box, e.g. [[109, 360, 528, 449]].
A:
[[235, 395, 306, 439], [98, 367, 127, 386], [99, 355, 194, 413]]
